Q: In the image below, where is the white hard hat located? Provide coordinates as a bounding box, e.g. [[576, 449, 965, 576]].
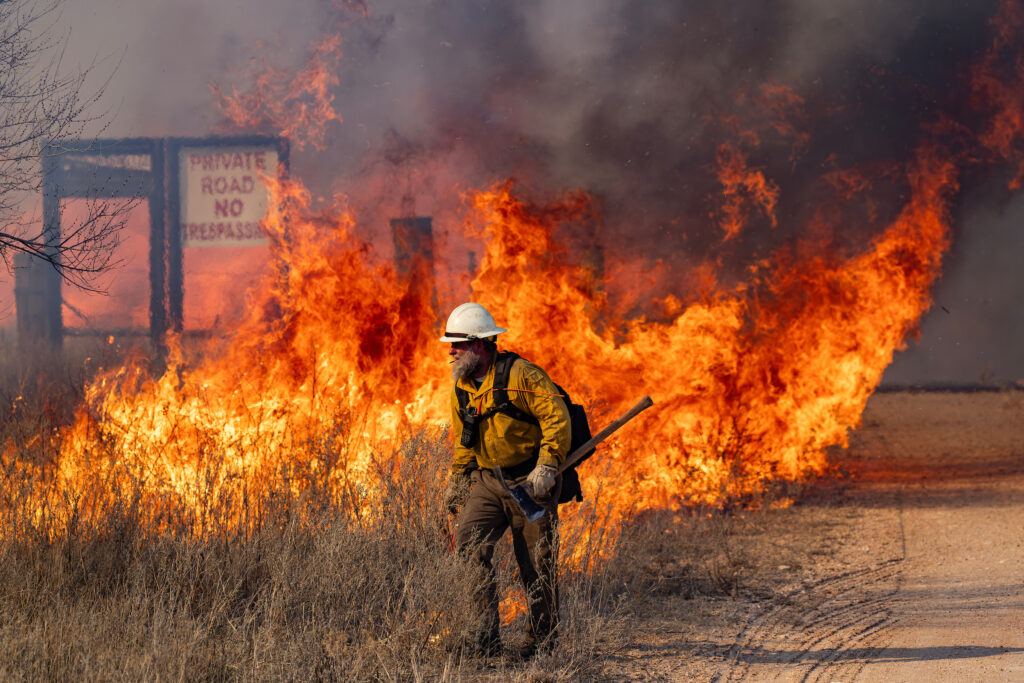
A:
[[439, 302, 507, 342]]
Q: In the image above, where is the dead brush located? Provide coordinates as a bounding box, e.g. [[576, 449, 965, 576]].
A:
[[0, 368, 621, 681], [0, 343, 769, 680], [595, 507, 749, 603]]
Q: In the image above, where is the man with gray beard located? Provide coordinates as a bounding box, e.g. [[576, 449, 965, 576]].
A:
[[441, 302, 570, 660], [449, 342, 483, 382]]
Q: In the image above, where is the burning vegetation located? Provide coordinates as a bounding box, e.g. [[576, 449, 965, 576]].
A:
[[3, 2, 1024, 548], [1, 1, 1023, 678], [5, 148, 948, 541]]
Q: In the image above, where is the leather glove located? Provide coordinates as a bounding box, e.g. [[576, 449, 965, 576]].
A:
[[526, 463, 558, 500], [444, 473, 471, 515]]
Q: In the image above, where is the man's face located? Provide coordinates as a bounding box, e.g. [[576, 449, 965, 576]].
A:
[[449, 339, 486, 380], [448, 339, 480, 360]]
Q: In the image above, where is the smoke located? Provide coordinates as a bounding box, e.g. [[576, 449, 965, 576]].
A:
[[31, 0, 1024, 382], [886, 188, 1024, 385], [321, 2, 1000, 270]]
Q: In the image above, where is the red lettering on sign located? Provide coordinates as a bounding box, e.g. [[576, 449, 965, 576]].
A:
[[212, 152, 250, 171], [200, 175, 257, 195], [187, 150, 276, 173], [211, 200, 246, 218], [185, 222, 266, 242]]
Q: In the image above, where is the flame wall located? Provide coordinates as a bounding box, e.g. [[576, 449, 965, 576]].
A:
[[3, 1, 1024, 538]]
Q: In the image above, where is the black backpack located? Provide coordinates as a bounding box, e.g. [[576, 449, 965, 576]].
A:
[[455, 352, 592, 504]]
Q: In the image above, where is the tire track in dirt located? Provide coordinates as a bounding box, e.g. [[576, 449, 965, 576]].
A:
[[713, 554, 904, 682], [715, 431, 909, 682], [612, 393, 1024, 681], [799, 495, 909, 683]]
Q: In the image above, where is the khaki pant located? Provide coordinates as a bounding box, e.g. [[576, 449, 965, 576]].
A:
[[455, 468, 559, 649]]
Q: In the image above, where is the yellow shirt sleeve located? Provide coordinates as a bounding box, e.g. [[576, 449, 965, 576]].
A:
[[450, 389, 477, 476], [510, 362, 571, 468]]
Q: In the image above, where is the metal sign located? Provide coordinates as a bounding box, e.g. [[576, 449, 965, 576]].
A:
[[167, 136, 289, 334], [179, 146, 281, 247]]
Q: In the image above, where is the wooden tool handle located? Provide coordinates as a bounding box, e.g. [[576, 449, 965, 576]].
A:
[[558, 395, 654, 474]]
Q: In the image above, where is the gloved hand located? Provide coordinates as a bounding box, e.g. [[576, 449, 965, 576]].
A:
[[526, 463, 558, 500], [444, 473, 471, 515]]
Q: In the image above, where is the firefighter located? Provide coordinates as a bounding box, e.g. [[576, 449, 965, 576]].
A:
[[441, 302, 570, 659]]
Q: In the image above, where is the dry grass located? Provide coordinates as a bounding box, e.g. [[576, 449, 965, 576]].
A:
[[0, 435, 608, 681], [0, 344, 767, 681]]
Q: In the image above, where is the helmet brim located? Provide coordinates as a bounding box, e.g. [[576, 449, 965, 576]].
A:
[[439, 327, 507, 343]]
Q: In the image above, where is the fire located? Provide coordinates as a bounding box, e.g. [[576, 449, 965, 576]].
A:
[[499, 593, 527, 626], [4, 2, 1024, 553], [47, 179, 451, 533], [714, 142, 780, 240], [972, 0, 1024, 188], [212, 34, 343, 151], [21, 143, 953, 538], [466, 155, 950, 519], [712, 83, 807, 240]]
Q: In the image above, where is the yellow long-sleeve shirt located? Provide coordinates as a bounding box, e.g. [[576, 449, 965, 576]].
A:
[[450, 355, 571, 476]]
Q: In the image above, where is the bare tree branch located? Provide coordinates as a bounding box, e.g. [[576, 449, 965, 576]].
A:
[[0, 0, 124, 291]]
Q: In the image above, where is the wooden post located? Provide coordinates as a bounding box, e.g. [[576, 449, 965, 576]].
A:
[[13, 253, 54, 349], [39, 153, 63, 347]]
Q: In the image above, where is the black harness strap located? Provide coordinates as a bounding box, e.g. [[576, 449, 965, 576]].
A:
[[455, 352, 539, 426], [492, 352, 540, 425]]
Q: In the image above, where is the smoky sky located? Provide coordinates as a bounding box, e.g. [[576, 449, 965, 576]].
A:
[[44, 0, 1023, 382]]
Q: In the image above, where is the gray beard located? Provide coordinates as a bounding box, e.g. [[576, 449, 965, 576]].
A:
[[451, 349, 482, 382]]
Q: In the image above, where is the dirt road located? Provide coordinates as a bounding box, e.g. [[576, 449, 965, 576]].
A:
[[610, 392, 1024, 681]]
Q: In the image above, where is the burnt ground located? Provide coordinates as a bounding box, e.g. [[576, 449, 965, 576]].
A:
[[601, 391, 1024, 681]]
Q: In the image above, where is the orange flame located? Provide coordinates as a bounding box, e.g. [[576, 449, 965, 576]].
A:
[[15, 144, 954, 546], [466, 155, 950, 519], [715, 143, 780, 240], [4, 3, 1024, 554], [212, 35, 343, 150], [49, 179, 449, 533], [758, 84, 811, 159]]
